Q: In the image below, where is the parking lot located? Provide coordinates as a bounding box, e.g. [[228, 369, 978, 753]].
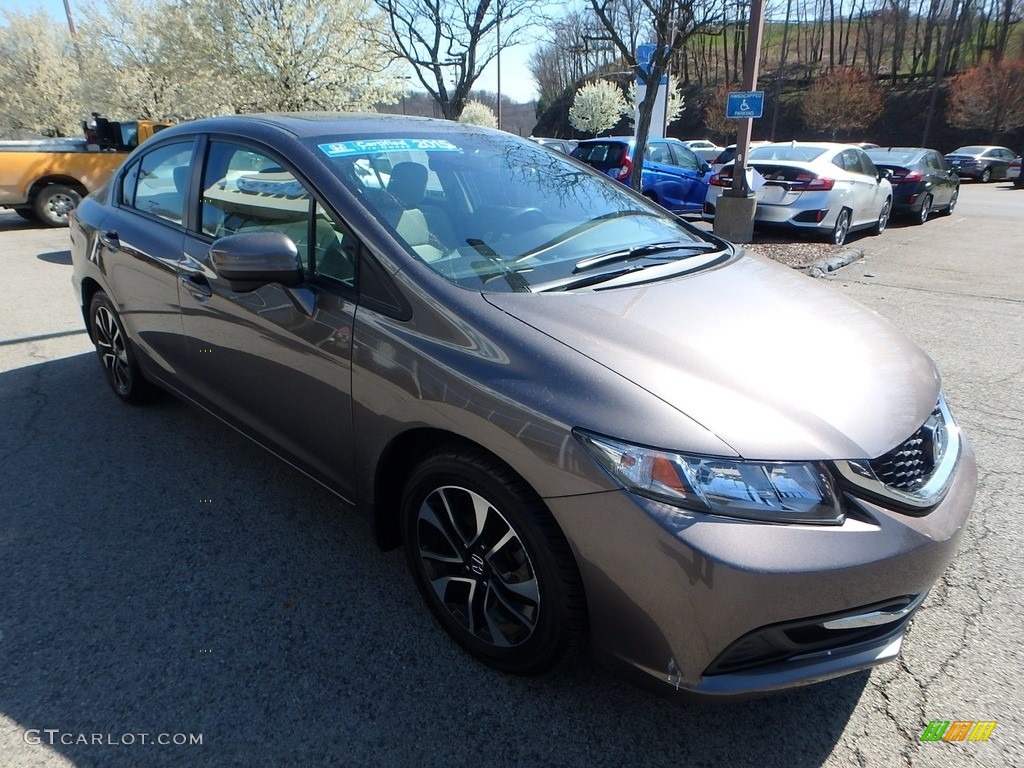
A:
[[0, 180, 1021, 767]]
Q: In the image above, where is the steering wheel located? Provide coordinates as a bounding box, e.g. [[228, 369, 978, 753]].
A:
[[499, 207, 545, 235]]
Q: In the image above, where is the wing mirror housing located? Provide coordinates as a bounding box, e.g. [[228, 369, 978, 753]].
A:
[[210, 231, 303, 289]]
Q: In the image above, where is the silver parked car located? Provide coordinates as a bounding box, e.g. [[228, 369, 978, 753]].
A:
[[704, 142, 894, 245], [70, 114, 975, 699]]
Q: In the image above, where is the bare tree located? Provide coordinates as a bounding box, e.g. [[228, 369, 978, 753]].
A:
[[588, 0, 723, 190], [375, 0, 545, 120]]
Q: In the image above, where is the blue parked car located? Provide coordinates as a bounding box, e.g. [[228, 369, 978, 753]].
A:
[[571, 136, 712, 214]]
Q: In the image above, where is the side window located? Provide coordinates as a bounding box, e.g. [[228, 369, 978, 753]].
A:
[[312, 202, 357, 289], [131, 142, 194, 224], [669, 144, 700, 170], [856, 150, 877, 177], [645, 143, 672, 164], [200, 142, 312, 270], [120, 159, 140, 206]]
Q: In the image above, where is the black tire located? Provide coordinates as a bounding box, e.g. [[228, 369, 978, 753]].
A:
[[873, 198, 891, 235], [14, 208, 39, 222], [913, 194, 932, 226], [34, 184, 82, 227], [830, 208, 851, 246], [88, 291, 155, 404], [401, 446, 585, 676], [980, 167, 992, 183], [940, 187, 959, 216]]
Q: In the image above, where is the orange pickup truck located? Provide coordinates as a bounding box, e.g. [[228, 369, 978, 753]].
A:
[[0, 117, 172, 226]]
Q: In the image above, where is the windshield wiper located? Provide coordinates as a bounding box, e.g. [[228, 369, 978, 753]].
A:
[[532, 266, 643, 293], [466, 238, 531, 292], [573, 241, 719, 273]]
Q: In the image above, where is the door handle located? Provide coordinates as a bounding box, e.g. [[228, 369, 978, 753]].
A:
[[180, 273, 213, 299], [98, 230, 120, 249]]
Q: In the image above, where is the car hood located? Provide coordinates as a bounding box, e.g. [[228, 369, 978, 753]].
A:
[[484, 253, 940, 461]]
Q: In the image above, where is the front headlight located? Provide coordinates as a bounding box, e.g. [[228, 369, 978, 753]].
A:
[[575, 430, 844, 525]]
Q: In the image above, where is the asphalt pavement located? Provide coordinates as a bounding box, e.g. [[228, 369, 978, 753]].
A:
[[0, 181, 1021, 767]]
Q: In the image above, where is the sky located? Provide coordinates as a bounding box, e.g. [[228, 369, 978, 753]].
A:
[[6, 0, 541, 103]]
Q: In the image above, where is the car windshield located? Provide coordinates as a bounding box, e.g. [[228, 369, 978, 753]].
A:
[[748, 145, 828, 162], [309, 132, 718, 292], [951, 146, 985, 154]]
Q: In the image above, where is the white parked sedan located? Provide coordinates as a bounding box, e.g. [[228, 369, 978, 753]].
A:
[[703, 142, 894, 246], [679, 139, 724, 162]]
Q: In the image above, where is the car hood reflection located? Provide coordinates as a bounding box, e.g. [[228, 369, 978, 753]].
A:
[[484, 254, 939, 461]]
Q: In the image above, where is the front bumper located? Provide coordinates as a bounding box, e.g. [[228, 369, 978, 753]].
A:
[[546, 438, 976, 698]]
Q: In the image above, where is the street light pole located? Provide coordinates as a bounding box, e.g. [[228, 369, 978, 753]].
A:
[[496, 15, 502, 130]]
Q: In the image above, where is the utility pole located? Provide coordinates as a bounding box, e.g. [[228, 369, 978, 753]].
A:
[[496, 15, 503, 130], [63, 0, 85, 77]]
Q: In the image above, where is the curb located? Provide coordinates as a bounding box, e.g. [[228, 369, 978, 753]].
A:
[[803, 248, 864, 277]]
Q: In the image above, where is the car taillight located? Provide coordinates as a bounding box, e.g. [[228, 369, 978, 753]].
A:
[[1011, 159, 1021, 169], [795, 173, 835, 191], [614, 157, 632, 180], [709, 171, 732, 187], [891, 170, 922, 184]]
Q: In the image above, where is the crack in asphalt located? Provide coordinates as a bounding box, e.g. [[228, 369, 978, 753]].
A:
[[0, 346, 51, 465], [829, 276, 1024, 305]]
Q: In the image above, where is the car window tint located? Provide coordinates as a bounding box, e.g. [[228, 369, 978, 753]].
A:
[[646, 143, 672, 164], [201, 141, 312, 270], [120, 159, 140, 206], [131, 142, 194, 224], [312, 201, 357, 288], [668, 144, 700, 170], [856, 150, 877, 177]]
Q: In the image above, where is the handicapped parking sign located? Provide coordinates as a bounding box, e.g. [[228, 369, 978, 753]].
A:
[[726, 91, 765, 119]]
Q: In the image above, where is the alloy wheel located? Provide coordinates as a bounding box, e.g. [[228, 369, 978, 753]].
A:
[[414, 485, 540, 649], [916, 195, 932, 225], [93, 305, 132, 395]]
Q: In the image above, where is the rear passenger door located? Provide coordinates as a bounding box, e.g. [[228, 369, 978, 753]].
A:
[[99, 138, 197, 380], [177, 139, 360, 496], [641, 141, 706, 213]]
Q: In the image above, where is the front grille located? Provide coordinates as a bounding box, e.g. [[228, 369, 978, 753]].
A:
[[868, 425, 934, 492]]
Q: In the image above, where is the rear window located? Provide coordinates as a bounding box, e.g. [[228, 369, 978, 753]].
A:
[[749, 146, 828, 162], [950, 146, 985, 155], [867, 150, 919, 165], [571, 142, 628, 169]]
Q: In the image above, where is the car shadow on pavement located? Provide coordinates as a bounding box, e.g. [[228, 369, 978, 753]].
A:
[[0, 353, 868, 768], [36, 249, 72, 265]]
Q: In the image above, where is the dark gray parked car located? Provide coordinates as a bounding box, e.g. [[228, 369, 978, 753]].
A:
[[70, 114, 976, 699], [943, 145, 1016, 182]]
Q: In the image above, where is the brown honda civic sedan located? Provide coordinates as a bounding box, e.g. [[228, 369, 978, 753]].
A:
[[69, 114, 976, 698]]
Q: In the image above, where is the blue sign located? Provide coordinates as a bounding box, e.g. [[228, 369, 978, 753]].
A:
[[635, 43, 669, 85], [726, 91, 765, 119]]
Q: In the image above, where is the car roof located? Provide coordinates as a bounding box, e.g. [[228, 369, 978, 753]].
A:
[[147, 112, 497, 141]]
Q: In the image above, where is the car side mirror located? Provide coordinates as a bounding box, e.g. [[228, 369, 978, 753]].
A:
[[210, 231, 304, 289], [878, 168, 893, 181]]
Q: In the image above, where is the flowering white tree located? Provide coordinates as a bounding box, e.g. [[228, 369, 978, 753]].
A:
[[459, 100, 498, 127], [78, 0, 406, 120], [569, 80, 630, 136], [0, 11, 84, 135], [626, 81, 686, 131]]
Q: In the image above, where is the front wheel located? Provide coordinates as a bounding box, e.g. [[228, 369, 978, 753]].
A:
[[873, 198, 891, 235], [88, 292, 155, 403], [34, 184, 82, 227], [830, 208, 851, 246], [913, 194, 932, 226], [401, 447, 585, 675]]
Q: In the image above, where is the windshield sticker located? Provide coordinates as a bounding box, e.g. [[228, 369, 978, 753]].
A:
[[318, 139, 461, 157]]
